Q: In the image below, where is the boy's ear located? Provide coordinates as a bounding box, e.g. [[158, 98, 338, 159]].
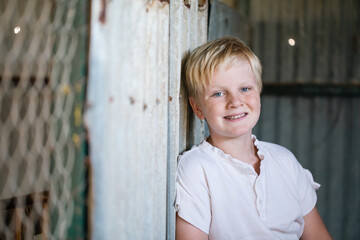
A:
[[189, 97, 205, 120]]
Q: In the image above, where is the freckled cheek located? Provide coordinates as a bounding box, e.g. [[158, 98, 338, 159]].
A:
[[245, 95, 260, 106], [204, 104, 225, 118]]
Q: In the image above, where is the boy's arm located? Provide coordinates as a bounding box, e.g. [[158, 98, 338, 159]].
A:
[[301, 207, 332, 240], [176, 214, 208, 240]]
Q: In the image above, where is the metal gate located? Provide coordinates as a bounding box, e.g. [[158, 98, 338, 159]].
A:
[[0, 0, 88, 239]]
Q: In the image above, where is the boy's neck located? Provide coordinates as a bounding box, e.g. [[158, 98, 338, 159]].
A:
[[207, 133, 260, 167]]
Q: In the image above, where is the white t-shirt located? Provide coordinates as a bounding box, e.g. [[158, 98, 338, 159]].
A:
[[175, 136, 320, 240]]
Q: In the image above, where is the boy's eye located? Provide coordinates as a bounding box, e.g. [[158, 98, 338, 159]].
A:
[[241, 87, 250, 92], [213, 92, 224, 97]]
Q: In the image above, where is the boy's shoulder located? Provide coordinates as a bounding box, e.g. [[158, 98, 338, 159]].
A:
[[256, 139, 296, 159], [177, 141, 218, 170], [179, 141, 212, 161], [256, 138, 301, 175]]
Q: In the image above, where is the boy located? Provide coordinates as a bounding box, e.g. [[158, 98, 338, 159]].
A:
[[175, 37, 332, 239]]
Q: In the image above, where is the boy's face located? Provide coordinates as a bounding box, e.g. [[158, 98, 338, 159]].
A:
[[189, 60, 261, 142]]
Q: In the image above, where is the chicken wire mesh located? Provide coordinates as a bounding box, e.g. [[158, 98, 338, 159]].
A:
[[0, 0, 88, 239]]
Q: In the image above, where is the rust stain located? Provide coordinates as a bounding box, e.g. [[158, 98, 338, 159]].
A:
[[168, 96, 173, 102], [143, 103, 148, 111], [99, 0, 107, 24], [184, 0, 190, 8], [129, 97, 135, 105], [198, 0, 207, 9]]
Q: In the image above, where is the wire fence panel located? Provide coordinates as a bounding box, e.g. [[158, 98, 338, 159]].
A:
[[0, 0, 88, 239]]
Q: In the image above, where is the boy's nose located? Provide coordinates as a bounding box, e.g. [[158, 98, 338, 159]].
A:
[[227, 93, 244, 108]]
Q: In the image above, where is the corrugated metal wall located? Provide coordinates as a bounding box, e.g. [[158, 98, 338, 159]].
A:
[[86, 0, 207, 239], [209, 0, 360, 239], [86, 0, 358, 238], [167, 1, 208, 239]]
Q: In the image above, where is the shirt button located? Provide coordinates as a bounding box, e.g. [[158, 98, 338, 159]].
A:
[[259, 199, 263, 205]]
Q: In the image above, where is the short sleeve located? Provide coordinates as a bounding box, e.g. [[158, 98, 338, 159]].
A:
[[175, 153, 211, 234], [270, 143, 320, 217], [296, 164, 320, 216]]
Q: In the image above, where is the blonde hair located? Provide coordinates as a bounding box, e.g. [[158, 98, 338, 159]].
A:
[[183, 37, 262, 101]]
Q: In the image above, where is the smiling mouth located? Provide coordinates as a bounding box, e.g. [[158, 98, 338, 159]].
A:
[[224, 113, 247, 120]]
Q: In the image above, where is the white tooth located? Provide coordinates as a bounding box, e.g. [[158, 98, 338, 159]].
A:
[[227, 113, 245, 119]]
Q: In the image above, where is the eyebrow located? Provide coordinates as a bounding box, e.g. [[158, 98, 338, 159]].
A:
[[209, 80, 256, 88]]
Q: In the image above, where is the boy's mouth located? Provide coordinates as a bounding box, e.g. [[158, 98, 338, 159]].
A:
[[224, 113, 247, 120]]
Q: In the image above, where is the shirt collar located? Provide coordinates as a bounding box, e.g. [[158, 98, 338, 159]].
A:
[[201, 135, 265, 169]]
